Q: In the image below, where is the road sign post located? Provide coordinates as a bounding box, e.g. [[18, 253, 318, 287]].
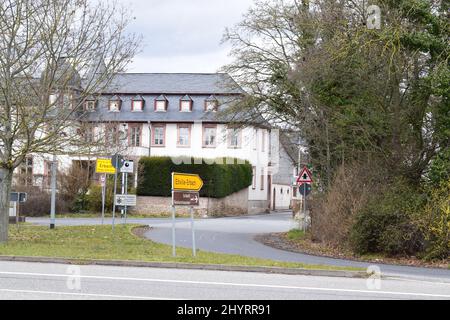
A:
[[190, 206, 196, 257], [111, 154, 122, 232], [100, 174, 106, 225], [296, 166, 313, 232], [171, 172, 203, 257]]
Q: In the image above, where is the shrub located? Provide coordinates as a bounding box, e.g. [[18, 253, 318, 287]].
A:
[[86, 176, 116, 213], [421, 180, 450, 260], [349, 178, 426, 256], [310, 162, 379, 247], [15, 186, 70, 217], [137, 156, 252, 198]]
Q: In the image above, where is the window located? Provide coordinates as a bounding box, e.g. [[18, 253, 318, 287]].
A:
[[84, 100, 96, 112], [44, 160, 56, 188], [180, 95, 192, 112], [105, 124, 119, 145], [155, 95, 168, 112], [177, 124, 191, 147], [293, 187, 297, 197], [228, 128, 241, 148], [203, 125, 217, 147], [260, 168, 265, 191], [109, 96, 121, 112], [132, 96, 144, 112], [280, 188, 283, 194], [49, 93, 59, 105], [79, 125, 94, 143], [129, 124, 141, 147], [152, 124, 165, 146], [253, 128, 258, 150], [19, 156, 33, 186], [252, 166, 256, 189], [205, 96, 218, 112]]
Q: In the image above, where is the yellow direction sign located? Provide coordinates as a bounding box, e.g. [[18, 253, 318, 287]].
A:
[[172, 172, 203, 191], [96, 158, 116, 174]]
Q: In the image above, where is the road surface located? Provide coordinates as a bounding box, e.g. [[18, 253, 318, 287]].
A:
[[0, 261, 449, 300], [28, 213, 450, 280]]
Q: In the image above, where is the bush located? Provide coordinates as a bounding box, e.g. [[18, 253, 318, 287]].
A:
[[137, 156, 252, 198], [421, 180, 450, 260], [349, 178, 426, 256], [86, 176, 116, 213], [16, 186, 70, 217], [310, 162, 378, 247]]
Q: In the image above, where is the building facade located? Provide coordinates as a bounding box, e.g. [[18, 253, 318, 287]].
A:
[[15, 73, 297, 214]]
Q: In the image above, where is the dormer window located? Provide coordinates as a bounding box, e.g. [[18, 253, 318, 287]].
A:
[[205, 95, 218, 112], [109, 95, 121, 112], [179, 95, 193, 112], [132, 95, 144, 112], [154, 95, 168, 112], [49, 93, 59, 106], [84, 100, 96, 112]]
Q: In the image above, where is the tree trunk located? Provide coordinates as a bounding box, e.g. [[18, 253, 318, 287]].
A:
[[0, 168, 13, 243]]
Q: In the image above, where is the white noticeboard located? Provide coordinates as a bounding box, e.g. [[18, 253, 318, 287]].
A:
[[120, 160, 134, 173], [9, 202, 16, 217], [114, 194, 137, 207]]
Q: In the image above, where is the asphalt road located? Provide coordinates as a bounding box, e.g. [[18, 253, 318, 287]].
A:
[[28, 213, 450, 281], [0, 260, 449, 300]]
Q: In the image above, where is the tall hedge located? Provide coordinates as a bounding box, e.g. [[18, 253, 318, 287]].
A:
[[137, 156, 252, 198]]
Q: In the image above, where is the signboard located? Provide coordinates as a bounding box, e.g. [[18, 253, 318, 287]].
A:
[[10, 192, 27, 203], [172, 172, 203, 192], [299, 183, 312, 197], [111, 154, 123, 169], [96, 158, 116, 174], [100, 174, 106, 187], [297, 166, 313, 184], [173, 191, 200, 206], [120, 160, 134, 173], [114, 194, 137, 207]]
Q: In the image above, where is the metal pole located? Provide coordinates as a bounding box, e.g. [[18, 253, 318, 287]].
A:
[[303, 185, 307, 232], [50, 154, 57, 229], [124, 173, 128, 224], [112, 156, 119, 232], [121, 172, 125, 221], [190, 206, 196, 257], [171, 204, 176, 257], [101, 174, 106, 225]]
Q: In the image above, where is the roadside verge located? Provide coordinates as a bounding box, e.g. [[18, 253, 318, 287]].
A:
[[0, 255, 368, 278]]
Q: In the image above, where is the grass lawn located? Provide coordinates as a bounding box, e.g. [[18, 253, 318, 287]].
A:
[[53, 213, 182, 219], [0, 224, 362, 271], [286, 229, 306, 241]]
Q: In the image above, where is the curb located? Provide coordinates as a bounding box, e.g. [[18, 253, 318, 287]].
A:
[[0, 255, 368, 278]]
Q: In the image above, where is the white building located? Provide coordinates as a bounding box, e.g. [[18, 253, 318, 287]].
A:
[[15, 72, 298, 214]]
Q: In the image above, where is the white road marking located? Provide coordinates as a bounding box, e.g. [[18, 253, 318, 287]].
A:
[[0, 288, 177, 300], [0, 271, 450, 298]]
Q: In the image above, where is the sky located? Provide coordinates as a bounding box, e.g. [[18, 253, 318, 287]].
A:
[[123, 0, 255, 73]]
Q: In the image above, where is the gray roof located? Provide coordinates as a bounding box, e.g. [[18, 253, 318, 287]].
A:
[[99, 73, 244, 95], [83, 94, 240, 123], [82, 73, 245, 123]]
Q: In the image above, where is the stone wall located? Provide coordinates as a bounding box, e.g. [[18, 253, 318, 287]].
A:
[[131, 188, 267, 217]]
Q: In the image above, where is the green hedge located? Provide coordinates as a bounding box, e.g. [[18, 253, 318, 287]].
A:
[[137, 156, 253, 198]]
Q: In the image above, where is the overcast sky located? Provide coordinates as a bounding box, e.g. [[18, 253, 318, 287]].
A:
[[123, 0, 254, 73]]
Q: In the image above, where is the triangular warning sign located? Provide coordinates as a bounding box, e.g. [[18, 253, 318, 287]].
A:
[[297, 166, 313, 184]]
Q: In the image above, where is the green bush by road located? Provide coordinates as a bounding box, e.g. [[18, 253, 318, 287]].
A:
[[137, 156, 252, 198]]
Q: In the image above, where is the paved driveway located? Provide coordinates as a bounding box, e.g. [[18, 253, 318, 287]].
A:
[[28, 213, 450, 280]]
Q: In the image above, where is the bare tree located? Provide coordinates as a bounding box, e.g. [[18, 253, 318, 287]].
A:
[[0, 0, 141, 242]]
